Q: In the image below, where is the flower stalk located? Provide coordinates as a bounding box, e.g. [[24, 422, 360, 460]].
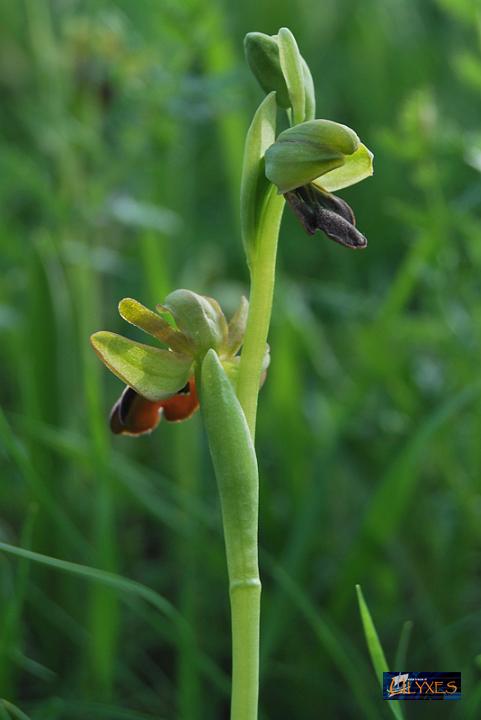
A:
[[237, 186, 285, 438]]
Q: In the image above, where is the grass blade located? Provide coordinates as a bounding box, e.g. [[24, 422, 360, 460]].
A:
[[356, 585, 404, 720], [264, 556, 383, 720], [0, 541, 229, 694], [0, 700, 31, 720], [394, 621, 413, 671]]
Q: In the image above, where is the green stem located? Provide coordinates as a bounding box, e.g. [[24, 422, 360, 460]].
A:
[[230, 583, 262, 720], [237, 187, 285, 438]]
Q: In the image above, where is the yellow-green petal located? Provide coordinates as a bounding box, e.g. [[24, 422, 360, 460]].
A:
[[313, 143, 374, 193], [118, 297, 192, 354]]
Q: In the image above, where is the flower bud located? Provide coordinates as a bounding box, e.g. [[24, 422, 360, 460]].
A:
[[244, 32, 291, 108], [245, 30, 316, 122]]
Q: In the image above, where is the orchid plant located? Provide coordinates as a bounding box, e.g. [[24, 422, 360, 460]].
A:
[[91, 27, 373, 720]]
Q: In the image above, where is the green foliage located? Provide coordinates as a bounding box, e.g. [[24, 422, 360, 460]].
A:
[[1, 1, 481, 718]]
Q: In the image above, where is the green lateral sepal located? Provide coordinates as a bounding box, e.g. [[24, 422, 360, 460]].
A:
[[90, 331, 193, 401]]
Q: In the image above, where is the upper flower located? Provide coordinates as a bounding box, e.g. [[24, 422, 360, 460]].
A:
[[265, 120, 373, 248], [91, 290, 253, 435], [243, 28, 373, 251]]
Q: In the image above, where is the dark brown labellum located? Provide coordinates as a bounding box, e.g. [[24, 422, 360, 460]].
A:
[[284, 184, 367, 249]]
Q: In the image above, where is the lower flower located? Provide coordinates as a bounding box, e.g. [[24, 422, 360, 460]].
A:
[[90, 290, 254, 438]]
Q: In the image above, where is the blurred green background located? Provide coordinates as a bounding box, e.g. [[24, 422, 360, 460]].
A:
[[1, 0, 481, 718]]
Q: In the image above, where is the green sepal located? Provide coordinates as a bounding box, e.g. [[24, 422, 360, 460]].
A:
[[265, 119, 360, 194], [90, 331, 192, 401], [200, 349, 259, 582], [240, 92, 277, 262], [161, 289, 228, 358], [244, 32, 290, 108], [118, 297, 192, 354], [312, 143, 374, 193], [278, 27, 305, 125], [223, 296, 249, 357]]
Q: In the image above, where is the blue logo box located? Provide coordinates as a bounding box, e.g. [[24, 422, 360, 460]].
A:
[[383, 672, 461, 701]]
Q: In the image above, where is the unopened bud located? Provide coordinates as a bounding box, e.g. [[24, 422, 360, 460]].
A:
[[245, 32, 291, 108]]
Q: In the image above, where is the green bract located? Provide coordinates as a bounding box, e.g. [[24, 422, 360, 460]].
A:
[[240, 92, 278, 262], [200, 349, 262, 718], [264, 119, 373, 194], [200, 348, 259, 584]]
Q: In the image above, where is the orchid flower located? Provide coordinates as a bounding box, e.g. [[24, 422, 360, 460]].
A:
[[91, 290, 263, 435]]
